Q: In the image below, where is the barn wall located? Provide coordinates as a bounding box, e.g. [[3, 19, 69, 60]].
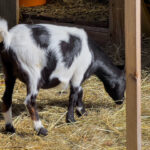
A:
[[109, 0, 125, 45], [0, 0, 18, 28], [0, 0, 19, 71]]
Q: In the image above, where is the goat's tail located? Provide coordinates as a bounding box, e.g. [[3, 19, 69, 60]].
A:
[[0, 18, 11, 49]]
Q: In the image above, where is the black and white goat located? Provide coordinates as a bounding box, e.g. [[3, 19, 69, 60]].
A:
[[0, 18, 125, 136]]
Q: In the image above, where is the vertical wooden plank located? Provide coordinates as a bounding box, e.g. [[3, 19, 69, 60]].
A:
[[0, 0, 19, 28], [0, 0, 19, 71], [125, 0, 141, 149], [16, 0, 20, 24], [109, 0, 124, 45]]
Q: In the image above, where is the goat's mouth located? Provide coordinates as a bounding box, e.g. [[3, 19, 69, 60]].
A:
[[115, 97, 125, 105]]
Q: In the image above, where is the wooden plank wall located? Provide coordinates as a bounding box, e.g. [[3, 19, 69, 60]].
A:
[[109, 0, 124, 45], [125, 0, 141, 149], [21, 18, 109, 46], [0, 0, 19, 71], [0, 0, 19, 28]]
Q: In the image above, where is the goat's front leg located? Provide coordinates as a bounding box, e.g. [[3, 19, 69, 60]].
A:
[[75, 87, 86, 117], [66, 86, 81, 123], [2, 75, 16, 133], [24, 84, 48, 136]]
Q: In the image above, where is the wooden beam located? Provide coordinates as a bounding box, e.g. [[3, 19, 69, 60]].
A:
[[125, 0, 141, 149], [0, 0, 19, 28]]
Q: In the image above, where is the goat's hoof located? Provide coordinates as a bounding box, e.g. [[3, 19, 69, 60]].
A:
[[5, 124, 15, 133], [66, 118, 76, 123], [66, 113, 76, 123], [38, 128, 48, 136], [76, 108, 87, 117]]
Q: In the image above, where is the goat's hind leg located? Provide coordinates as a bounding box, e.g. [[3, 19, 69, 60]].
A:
[[24, 80, 48, 136], [2, 75, 16, 133]]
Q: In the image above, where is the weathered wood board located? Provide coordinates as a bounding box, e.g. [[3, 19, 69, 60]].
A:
[[0, 0, 19, 28], [109, 0, 124, 45], [125, 0, 141, 149]]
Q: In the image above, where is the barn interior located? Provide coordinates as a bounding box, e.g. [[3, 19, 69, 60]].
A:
[[20, 0, 109, 28], [0, 0, 150, 149]]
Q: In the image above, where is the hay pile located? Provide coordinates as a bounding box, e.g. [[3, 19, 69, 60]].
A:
[[0, 37, 150, 149], [0, 74, 150, 149], [20, 0, 109, 27]]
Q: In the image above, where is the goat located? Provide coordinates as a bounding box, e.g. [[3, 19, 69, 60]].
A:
[[0, 18, 125, 136]]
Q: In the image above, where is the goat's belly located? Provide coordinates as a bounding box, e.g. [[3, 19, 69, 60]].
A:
[[41, 77, 71, 90], [39, 64, 72, 90], [39, 77, 60, 89]]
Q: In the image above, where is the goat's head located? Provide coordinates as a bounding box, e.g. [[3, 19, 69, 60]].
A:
[[103, 67, 126, 105]]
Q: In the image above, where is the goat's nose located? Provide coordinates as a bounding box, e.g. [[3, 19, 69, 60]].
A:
[[115, 98, 124, 105]]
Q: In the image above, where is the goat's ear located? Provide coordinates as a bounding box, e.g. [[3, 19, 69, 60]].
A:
[[117, 65, 125, 70]]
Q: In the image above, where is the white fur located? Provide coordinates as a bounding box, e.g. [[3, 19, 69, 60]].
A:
[[34, 120, 43, 131], [78, 86, 82, 92], [76, 106, 83, 112], [0, 18, 11, 48], [3, 107, 12, 125]]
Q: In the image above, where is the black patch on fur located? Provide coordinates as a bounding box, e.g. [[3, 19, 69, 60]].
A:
[[39, 51, 60, 89], [28, 24, 50, 49], [0, 42, 4, 51], [1, 50, 29, 85], [60, 35, 82, 68], [5, 124, 15, 133], [83, 61, 94, 82], [31, 95, 37, 102], [1, 76, 16, 112]]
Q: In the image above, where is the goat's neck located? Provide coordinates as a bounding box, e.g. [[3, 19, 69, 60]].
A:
[[94, 59, 120, 83], [89, 42, 121, 83]]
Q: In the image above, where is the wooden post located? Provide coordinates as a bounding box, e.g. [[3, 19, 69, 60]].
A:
[[125, 0, 141, 149], [0, 0, 19, 28], [109, 0, 124, 45]]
